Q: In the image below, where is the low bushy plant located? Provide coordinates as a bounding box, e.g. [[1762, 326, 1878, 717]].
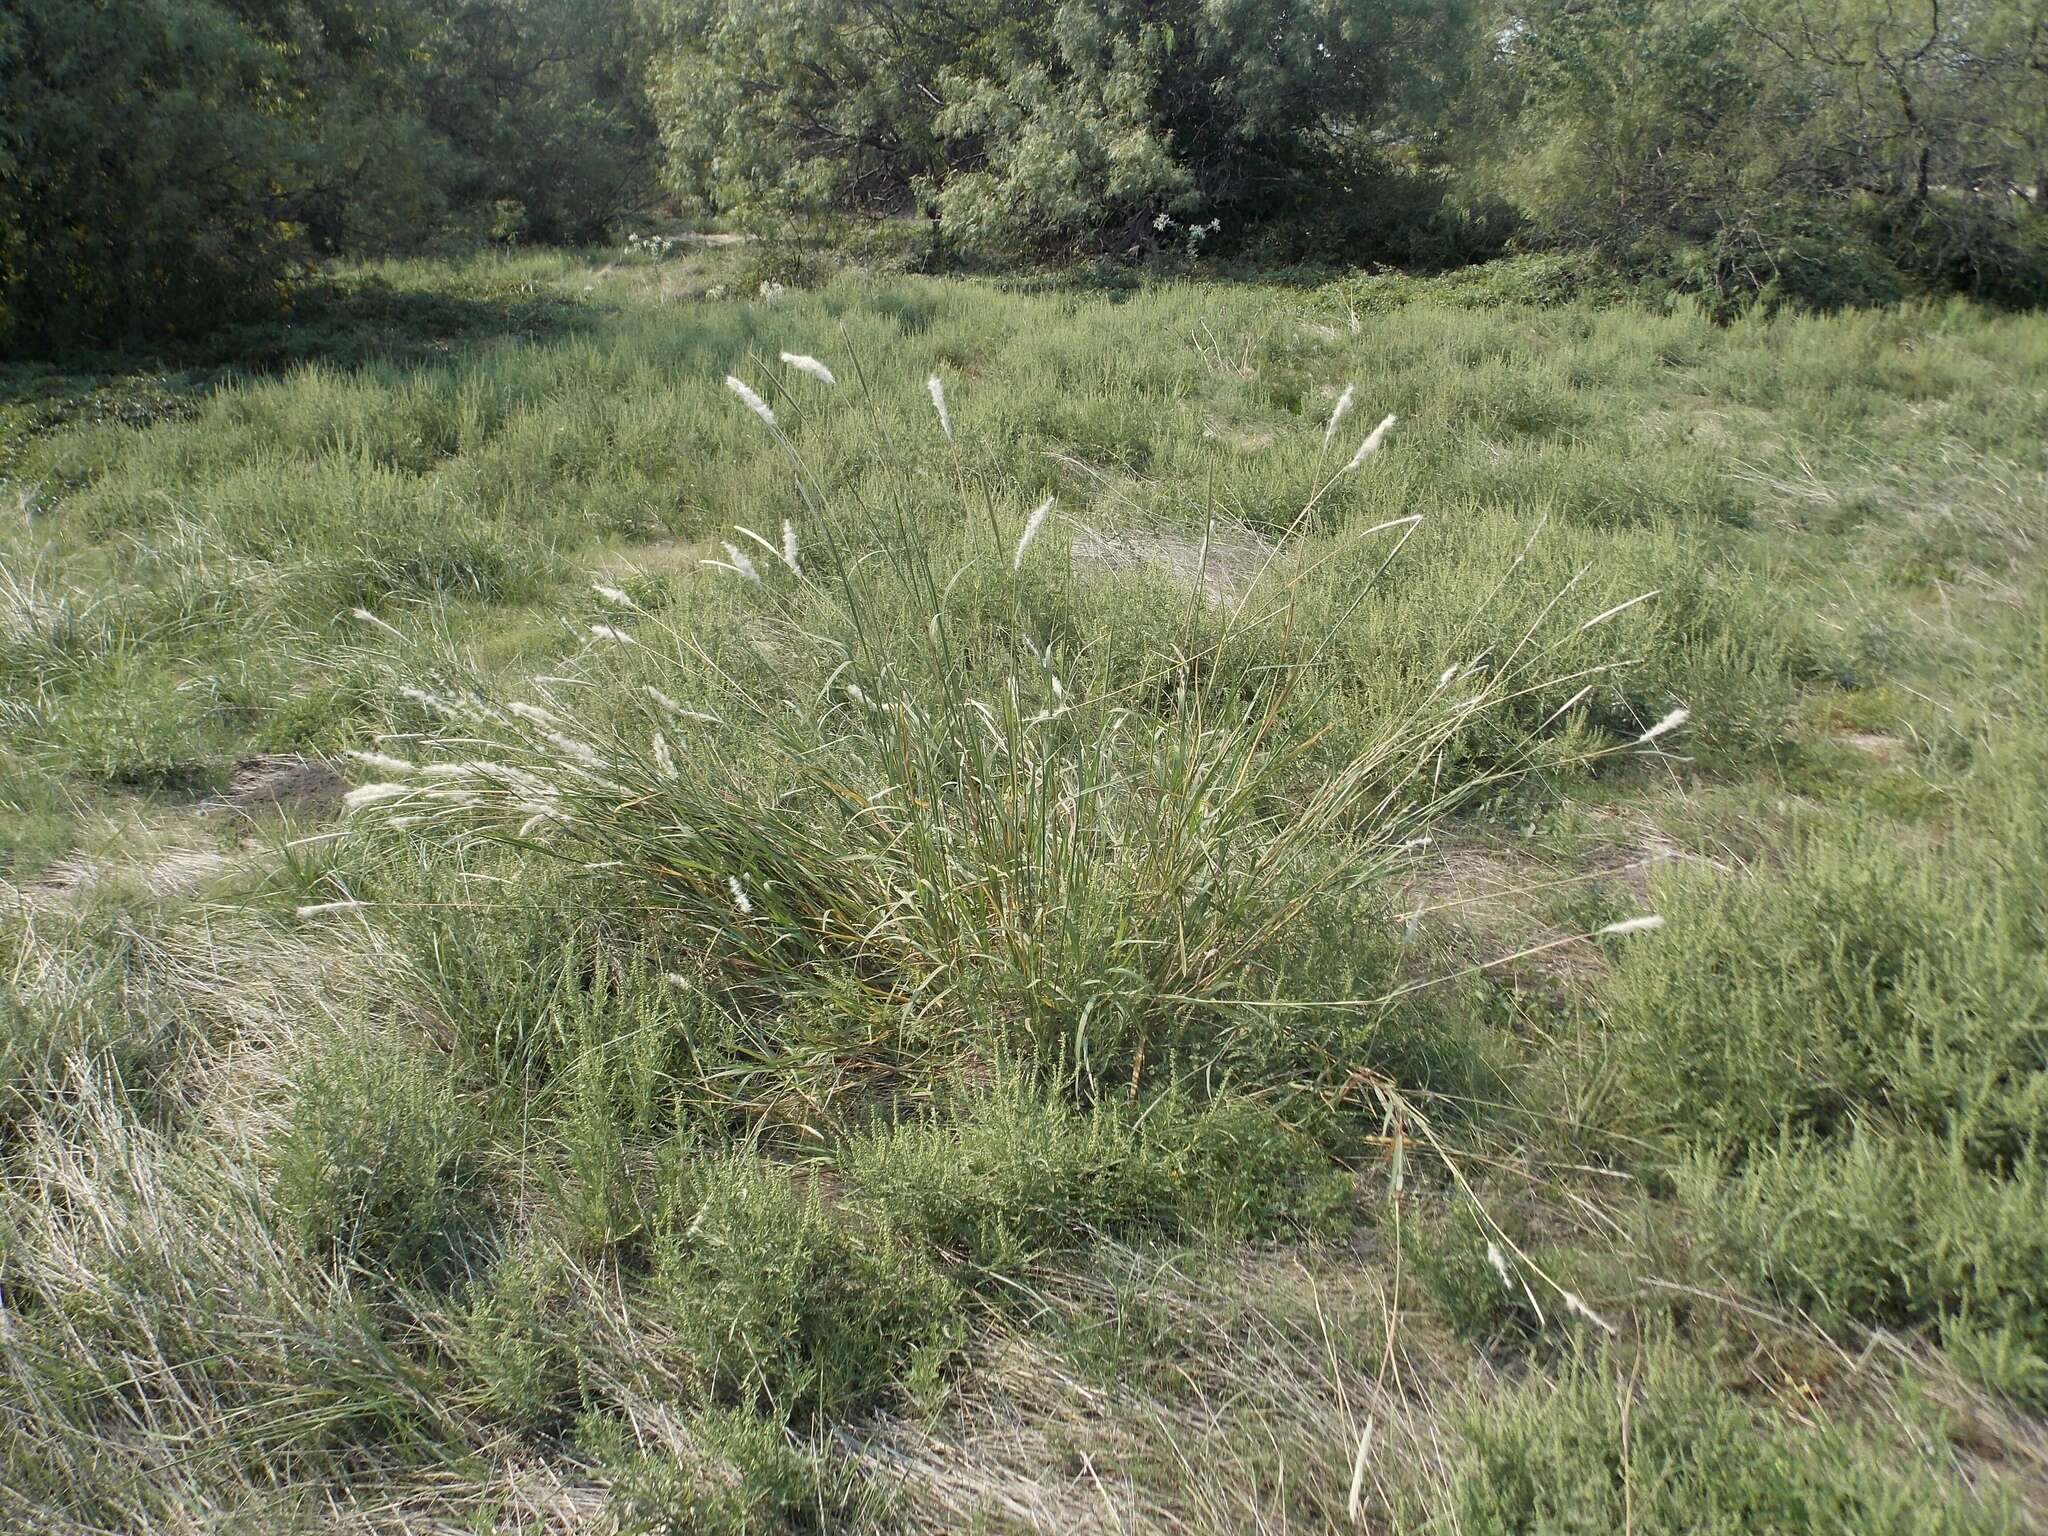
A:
[[274, 1030, 491, 1288], [650, 1153, 962, 1422], [847, 1078, 1348, 1278], [1448, 1342, 2018, 1535]]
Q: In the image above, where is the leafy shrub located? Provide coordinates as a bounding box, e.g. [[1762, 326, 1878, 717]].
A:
[[1412, 1202, 1546, 1350], [274, 1031, 490, 1288], [459, 1243, 581, 1433], [650, 1154, 962, 1421], [586, 1405, 870, 1536], [1676, 1138, 2048, 1403], [1448, 1343, 2018, 1535], [847, 1080, 1348, 1277], [1324, 254, 1635, 317], [41, 667, 218, 792], [0, 926, 186, 1138], [1605, 835, 2048, 1172], [1604, 780, 2048, 1399]]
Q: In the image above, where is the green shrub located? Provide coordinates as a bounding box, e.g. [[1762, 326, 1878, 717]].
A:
[[1412, 1202, 1545, 1350], [1676, 1138, 2048, 1407], [0, 924, 187, 1139], [1448, 1343, 2018, 1535], [274, 1031, 490, 1288], [1604, 785, 2048, 1399], [459, 1243, 580, 1433], [650, 1154, 962, 1422], [585, 1405, 870, 1536], [1605, 834, 2048, 1171], [846, 1080, 1348, 1278]]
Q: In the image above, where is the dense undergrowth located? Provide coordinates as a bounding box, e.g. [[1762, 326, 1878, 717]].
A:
[[2, 244, 2045, 1533]]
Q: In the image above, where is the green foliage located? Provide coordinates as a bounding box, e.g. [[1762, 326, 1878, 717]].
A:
[[413, 0, 659, 245], [1493, 0, 2048, 311], [847, 1079, 1349, 1277], [1447, 1342, 2020, 1535], [1412, 1202, 1546, 1350], [1605, 718, 2048, 1399], [0, 923, 186, 1140], [0, 0, 658, 352], [930, 0, 1476, 260], [587, 1405, 871, 1536], [274, 1030, 491, 1288], [1606, 829, 2048, 1170], [650, 1154, 963, 1421], [0, 0, 450, 351], [1677, 1138, 2048, 1404], [459, 1242, 581, 1432], [646, 0, 1486, 261]]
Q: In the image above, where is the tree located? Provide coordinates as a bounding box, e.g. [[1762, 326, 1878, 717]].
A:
[[0, 0, 444, 350], [1489, 0, 2048, 306], [415, 0, 660, 244], [645, 0, 999, 222], [933, 0, 1478, 258], [643, 0, 1484, 259]]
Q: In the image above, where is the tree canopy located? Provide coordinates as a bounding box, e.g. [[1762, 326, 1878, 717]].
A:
[[3, 0, 2043, 350]]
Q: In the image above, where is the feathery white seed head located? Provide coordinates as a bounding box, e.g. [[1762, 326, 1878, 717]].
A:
[[349, 607, 407, 641], [1486, 1241, 1512, 1289], [1599, 914, 1666, 937], [1638, 707, 1690, 744], [1344, 413, 1398, 472], [508, 700, 564, 728], [343, 782, 410, 812], [295, 899, 367, 917], [927, 374, 951, 440], [397, 685, 455, 716], [1323, 382, 1355, 450], [1580, 589, 1659, 631], [1013, 497, 1053, 571], [719, 541, 761, 583], [725, 375, 776, 428], [779, 352, 837, 385], [541, 731, 604, 768], [592, 583, 638, 609], [643, 688, 720, 724], [346, 749, 415, 775], [589, 623, 637, 645], [1559, 1288, 1616, 1333], [653, 730, 677, 780], [1536, 683, 1595, 731], [781, 519, 799, 575], [727, 875, 752, 915]]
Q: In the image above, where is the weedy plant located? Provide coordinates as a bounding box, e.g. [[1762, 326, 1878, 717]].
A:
[[342, 355, 1680, 1114]]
